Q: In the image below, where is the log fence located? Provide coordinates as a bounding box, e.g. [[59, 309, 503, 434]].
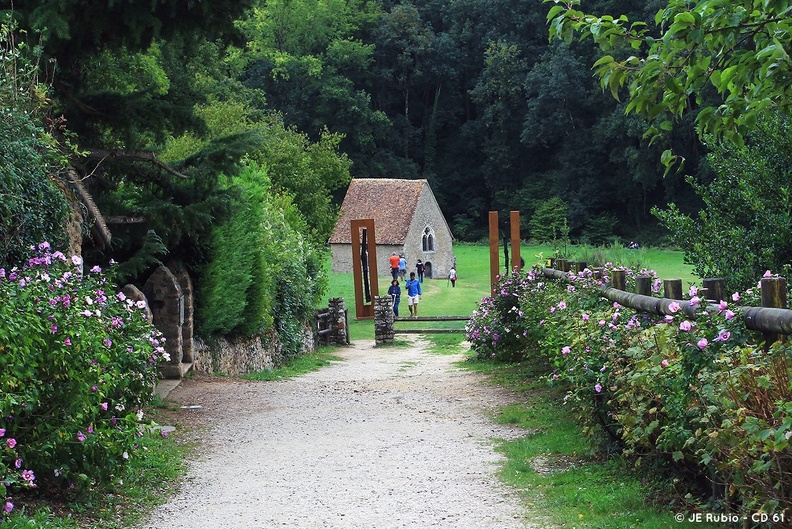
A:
[[541, 261, 791, 344]]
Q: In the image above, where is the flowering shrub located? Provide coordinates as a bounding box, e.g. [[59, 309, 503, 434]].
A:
[[466, 270, 565, 362], [469, 264, 791, 515], [0, 244, 165, 513]]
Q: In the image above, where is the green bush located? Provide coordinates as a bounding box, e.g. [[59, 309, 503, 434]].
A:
[[0, 244, 165, 510], [0, 21, 70, 270], [197, 163, 326, 359], [655, 113, 792, 293], [469, 264, 792, 515], [0, 110, 69, 269]]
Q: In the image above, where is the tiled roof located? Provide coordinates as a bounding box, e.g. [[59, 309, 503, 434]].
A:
[[328, 178, 427, 245]]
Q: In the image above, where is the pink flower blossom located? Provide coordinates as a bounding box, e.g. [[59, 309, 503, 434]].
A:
[[76, 431, 86, 442], [689, 285, 698, 297], [689, 296, 700, 307], [7, 438, 17, 449], [661, 359, 669, 367], [4, 500, 13, 514], [582, 313, 590, 322], [697, 338, 708, 350], [64, 337, 72, 346], [21, 469, 35, 482], [552, 374, 558, 380], [594, 383, 602, 393], [764, 270, 773, 278], [679, 321, 692, 332], [101, 402, 108, 411], [718, 300, 728, 311], [668, 302, 680, 314], [15, 458, 22, 468], [724, 310, 735, 320], [562, 346, 571, 355], [550, 307, 556, 314], [715, 330, 731, 342], [732, 292, 740, 302], [598, 320, 606, 327], [0, 428, 5, 437], [557, 301, 567, 310]]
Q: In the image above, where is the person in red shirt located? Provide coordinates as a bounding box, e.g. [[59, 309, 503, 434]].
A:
[[389, 253, 400, 280]]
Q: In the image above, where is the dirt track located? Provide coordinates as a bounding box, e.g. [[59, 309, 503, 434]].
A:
[[139, 338, 533, 529]]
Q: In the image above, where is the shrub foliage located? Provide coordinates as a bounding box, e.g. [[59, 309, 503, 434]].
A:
[[468, 265, 792, 515], [0, 245, 166, 516], [196, 162, 326, 359]]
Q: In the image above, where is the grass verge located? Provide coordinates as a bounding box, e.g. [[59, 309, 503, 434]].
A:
[[243, 347, 344, 381], [459, 355, 723, 529]]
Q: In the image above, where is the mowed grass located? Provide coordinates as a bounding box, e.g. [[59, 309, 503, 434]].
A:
[[324, 242, 696, 341]]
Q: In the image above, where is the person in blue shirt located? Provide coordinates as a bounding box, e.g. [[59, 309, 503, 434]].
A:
[[405, 272, 422, 317], [398, 254, 407, 281], [387, 279, 401, 317]]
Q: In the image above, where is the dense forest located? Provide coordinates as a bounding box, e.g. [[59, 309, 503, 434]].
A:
[[4, 0, 790, 305], [3, 0, 709, 256]]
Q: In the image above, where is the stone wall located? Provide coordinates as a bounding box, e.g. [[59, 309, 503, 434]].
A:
[[192, 323, 316, 377], [374, 295, 394, 344]]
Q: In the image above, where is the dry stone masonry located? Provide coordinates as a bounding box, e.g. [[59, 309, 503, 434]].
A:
[[374, 295, 394, 344]]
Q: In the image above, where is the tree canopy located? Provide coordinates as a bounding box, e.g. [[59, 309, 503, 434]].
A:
[[546, 0, 792, 156]]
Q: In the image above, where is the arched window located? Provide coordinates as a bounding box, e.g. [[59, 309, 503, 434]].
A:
[[422, 227, 435, 252]]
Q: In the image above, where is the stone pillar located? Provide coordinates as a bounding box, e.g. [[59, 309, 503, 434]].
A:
[[328, 297, 348, 345], [172, 266, 194, 364], [143, 266, 184, 379], [121, 284, 153, 323], [374, 295, 394, 345]]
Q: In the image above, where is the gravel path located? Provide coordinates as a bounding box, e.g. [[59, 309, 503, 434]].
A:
[[139, 338, 533, 529]]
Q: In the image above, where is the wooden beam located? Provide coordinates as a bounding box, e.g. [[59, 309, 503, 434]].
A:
[[489, 211, 499, 297]]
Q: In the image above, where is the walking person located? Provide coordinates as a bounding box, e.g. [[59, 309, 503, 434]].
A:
[[448, 266, 457, 288], [388, 279, 401, 317], [405, 272, 422, 317], [398, 254, 407, 281], [416, 259, 424, 282], [389, 252, 400, 281]]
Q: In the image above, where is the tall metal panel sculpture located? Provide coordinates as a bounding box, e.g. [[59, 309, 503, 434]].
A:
[[350, 219, 379, 319]]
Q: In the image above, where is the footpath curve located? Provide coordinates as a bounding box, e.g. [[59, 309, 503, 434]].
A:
[[139, 338, 534, 529]]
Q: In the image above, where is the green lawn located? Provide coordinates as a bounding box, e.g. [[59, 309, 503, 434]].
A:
[[324, 243, 696, 342]]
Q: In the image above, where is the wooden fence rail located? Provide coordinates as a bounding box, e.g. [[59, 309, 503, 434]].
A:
[[393, 315, 469, 334], [540, 266, 792, 338]]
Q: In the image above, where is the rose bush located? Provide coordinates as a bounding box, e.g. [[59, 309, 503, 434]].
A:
[[469, 264, 791, 515], [0, 243, 166, 514]]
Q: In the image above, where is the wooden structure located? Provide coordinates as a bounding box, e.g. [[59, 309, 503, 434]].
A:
[[488, 211, 522, 297], [350, 219, 379, 319], [541, 266, 792, 344], [393, 316, 470, 335]]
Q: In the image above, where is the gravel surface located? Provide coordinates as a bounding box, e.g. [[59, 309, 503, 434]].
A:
[[139, 338, 534, 529]]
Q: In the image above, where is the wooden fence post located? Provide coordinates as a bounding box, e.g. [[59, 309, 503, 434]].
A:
[[664, 279, 683, 300], [611, 269, 626, 291], [702, 278, 725, 302], [574, 261, 587, 273], [761, 276, 788, 347], [510, 211, 521, 273], [489, 211, 499, 297], [635, 274, 652, 296]]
